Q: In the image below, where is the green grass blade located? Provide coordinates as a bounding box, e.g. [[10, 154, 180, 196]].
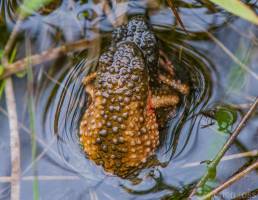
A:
[[0, 80, 6, 100], [209, 0, 258, 25], [25, 38, 40, 200]]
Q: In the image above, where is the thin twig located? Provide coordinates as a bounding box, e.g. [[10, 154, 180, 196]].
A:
[[102, 0, 128, 27], [2, 17, 23, 61], [193, 22, 258, 80], [166, 0, 188, 34], [0, 177, 12, 182], [22, 176, 79, 181], [202, 160, 258, 199], [0, 106, 99, 182], [0, 39, 91, 80], [233, 187, 258, 200], [189, 97, 258, 198], [1, 17, 23, 200], [4, 81, 21, 200], [22, 138, 56, 176], [0, 176, 79, 182], [180, 149, 258, 168]]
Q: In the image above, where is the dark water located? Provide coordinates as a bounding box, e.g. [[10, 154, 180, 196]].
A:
[[0, 0, 258, 199]]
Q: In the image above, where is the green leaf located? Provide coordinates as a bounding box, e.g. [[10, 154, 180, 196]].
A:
[[20, 0, 54, 17], [0, 65, 4, 76], [207, 166, 217, 180], [209, 0, 258, 25], [228, 64, 246, 92], [16, 70, 27, 78], [77, 11, 90, 20], [214, 106, 237, 133], [9, 46, 17, 64], [0, 49, 3, 59]]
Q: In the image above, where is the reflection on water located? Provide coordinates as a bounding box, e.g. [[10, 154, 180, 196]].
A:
[[37, 0, 214, 197], [0, 0, 257, 199]]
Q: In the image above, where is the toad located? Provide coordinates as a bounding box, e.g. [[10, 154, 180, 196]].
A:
[[79, 16, 189, 178]]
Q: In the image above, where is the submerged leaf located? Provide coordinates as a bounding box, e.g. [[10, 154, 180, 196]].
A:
[[227, 41, 252, 93], [228, 65, 246, 92], [202, 105, 238, 133], [214, 106, 237, 133], [209, 0, 258, 25]]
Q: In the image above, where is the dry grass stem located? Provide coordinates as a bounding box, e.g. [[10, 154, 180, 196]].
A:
[[1, 17, 23, 200], [181, 149, 258, 168], [193, 22, 258, 80], [0, 39, 91, 80]]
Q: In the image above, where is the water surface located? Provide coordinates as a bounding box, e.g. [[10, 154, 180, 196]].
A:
[[0, 0, 258, 199]]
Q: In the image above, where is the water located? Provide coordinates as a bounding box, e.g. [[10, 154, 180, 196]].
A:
[[0, 0, 258, 199]]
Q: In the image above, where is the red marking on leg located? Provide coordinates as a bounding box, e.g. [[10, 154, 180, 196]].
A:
[[147, 92, 154, 114]]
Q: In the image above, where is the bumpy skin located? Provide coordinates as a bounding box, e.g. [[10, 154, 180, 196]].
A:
[[79, 16, 187, 178], [111, 16, 159, 82], [80, 41, 159, 177]]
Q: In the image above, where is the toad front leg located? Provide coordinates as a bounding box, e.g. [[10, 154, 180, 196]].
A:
[[82, 72, 97, 98], [159, 50, 190, 95]]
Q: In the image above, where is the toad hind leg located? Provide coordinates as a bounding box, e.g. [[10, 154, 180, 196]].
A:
[[151, 94, 179, 128], [159, 50, 175, 77], [158, 50, 190, 95], [151, 94, 180, 109], [158, 74, 190, 95]]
